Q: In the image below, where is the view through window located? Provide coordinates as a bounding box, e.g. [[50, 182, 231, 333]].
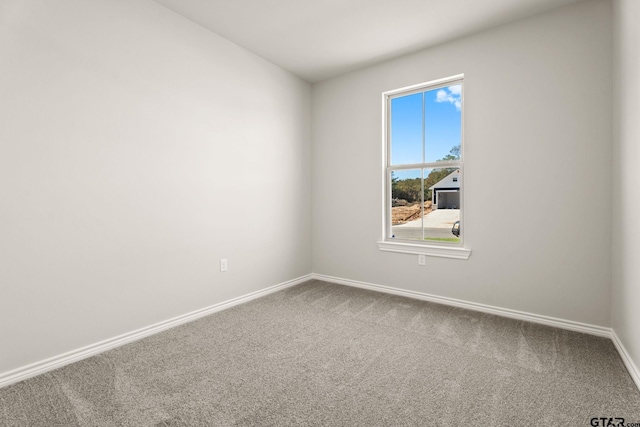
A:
[[386, 76, 463, 244]]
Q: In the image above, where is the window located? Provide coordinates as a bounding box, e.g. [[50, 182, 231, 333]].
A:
[[378, 75, 470, 259]]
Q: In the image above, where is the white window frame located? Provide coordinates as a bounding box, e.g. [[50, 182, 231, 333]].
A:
[[377, 74, 471, 260]]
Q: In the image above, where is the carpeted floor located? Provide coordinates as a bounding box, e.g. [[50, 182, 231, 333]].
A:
[[1, 279, 639, 426]]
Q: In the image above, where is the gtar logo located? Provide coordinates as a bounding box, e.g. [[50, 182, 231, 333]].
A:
[[590, 418, 625, 427]]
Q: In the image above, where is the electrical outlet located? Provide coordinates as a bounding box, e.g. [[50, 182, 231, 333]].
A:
[[220, 258, 228, 272], [418, 255, 426, 266]]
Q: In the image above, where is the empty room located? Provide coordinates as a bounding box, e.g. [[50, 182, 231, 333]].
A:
[[1, 0, 639, 425]]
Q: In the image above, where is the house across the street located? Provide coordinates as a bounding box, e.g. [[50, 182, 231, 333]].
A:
[[429, 169, 460, 210]]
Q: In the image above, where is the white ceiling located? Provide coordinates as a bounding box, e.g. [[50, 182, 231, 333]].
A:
[[153, 0, 585, 83]]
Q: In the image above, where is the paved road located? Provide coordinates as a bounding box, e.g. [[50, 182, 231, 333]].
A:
[[396, 209, 460, 229], [392, 209, 459, 241]]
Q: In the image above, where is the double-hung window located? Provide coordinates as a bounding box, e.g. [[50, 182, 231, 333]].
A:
[[378, 74, 470, 259]]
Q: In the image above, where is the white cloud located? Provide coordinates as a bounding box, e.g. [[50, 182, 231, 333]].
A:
[[436, 89, 449, 102], [435, 86, 461, 111]]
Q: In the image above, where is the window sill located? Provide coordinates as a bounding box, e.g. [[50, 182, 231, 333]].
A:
[[377, 241, 471, 260]]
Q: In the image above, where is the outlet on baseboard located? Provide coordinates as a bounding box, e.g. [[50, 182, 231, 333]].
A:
[[220, 259, 228, 272], [418, 255, 426, 266]]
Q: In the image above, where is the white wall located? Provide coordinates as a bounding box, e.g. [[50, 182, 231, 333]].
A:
[[0, 0, 311, 375], [312, 0, 612, 326], [612, 0, 640, 377]]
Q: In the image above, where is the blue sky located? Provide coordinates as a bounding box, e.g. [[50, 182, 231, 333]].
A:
[[390, 85, 461, 179]]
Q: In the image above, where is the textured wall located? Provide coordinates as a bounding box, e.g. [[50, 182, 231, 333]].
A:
[[312, 0, 612, 326], [0, 0, 311, 375]]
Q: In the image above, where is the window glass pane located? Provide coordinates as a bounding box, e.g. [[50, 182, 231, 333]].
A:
[[385, 77, 464, 248], [424, 167, 461, 243], [424, 84, 462, 164], [390, 93, 423, 165], [391, 169, 424, 241]]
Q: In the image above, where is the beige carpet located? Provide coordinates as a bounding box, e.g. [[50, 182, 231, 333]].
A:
[[1, 280, 639, 426]]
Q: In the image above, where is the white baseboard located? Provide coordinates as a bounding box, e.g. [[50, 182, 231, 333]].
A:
[[611, 330, 640, 391], [311, 274, 611, 337], [0, 274, 312, 389], [311, 274, 640, 390], [312, 274, 640, 392], [3, 273, 639, 394]]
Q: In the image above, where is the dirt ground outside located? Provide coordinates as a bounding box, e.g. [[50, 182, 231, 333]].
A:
[[392, 201, 432, 225]]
